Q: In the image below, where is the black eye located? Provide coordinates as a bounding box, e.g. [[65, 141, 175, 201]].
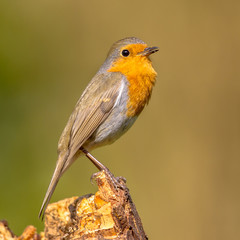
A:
[[122, 49, 130, 57]]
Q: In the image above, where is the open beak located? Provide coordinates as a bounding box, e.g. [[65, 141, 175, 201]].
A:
[[138, 46, 159, 56]]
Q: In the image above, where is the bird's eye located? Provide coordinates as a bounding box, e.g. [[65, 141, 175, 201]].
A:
[[121, 49, 130, 57]]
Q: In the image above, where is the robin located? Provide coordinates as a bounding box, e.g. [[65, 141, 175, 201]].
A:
[[39, 37, 158, 218]]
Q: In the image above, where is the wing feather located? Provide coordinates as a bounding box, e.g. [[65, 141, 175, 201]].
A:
[[67, 82, 120, 161]]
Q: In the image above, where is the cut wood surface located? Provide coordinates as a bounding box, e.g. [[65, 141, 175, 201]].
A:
[[0, 170, 148, 240]]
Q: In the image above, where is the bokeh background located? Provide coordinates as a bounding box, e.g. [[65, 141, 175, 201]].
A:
[[0, 0, 239, 239]]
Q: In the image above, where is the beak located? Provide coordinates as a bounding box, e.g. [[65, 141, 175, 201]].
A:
[[138, 46, 159, 56]]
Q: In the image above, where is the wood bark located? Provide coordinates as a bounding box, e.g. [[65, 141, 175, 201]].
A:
[[0, 170, 148, 240]]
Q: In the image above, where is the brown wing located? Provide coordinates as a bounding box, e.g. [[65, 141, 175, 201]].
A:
[[39, 72, 124, 219], [66, 79, 121, 164]]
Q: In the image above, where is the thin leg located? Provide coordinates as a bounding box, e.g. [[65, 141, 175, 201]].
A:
[[80, 147, 122, 189], [80, 147, 109, 172]]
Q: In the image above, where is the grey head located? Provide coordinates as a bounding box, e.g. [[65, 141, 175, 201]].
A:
[[98, 37, 146, 73]]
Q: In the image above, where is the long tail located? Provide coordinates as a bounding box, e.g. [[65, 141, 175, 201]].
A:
[[38, 154, 67, 220]]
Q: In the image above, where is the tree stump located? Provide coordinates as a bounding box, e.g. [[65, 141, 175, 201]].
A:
[[0, 170, 148, 240]]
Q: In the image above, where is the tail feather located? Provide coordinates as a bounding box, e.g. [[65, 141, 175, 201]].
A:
[[38, 175, 60, 220], [38, 154, 67, 220]]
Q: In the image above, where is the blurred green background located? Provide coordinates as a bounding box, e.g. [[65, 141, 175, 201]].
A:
[[0, 0, 239, 239]]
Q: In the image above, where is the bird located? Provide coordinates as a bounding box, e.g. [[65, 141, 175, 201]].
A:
[[39, 37, 158, 219]]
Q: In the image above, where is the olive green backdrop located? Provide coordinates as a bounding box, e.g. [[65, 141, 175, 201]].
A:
[[0, 1, 239, 239]]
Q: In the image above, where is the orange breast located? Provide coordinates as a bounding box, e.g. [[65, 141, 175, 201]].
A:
[[109, 52, 157, 117]]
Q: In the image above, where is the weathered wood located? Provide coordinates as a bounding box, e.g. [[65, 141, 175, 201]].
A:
[[0, 220, 41, 240], [0, 170, 147, 240], [44, 170, 147, 239]]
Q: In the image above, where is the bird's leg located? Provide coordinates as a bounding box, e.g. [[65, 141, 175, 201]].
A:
[[80, 147, 109, 172], [80, 147, 123, 189]]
